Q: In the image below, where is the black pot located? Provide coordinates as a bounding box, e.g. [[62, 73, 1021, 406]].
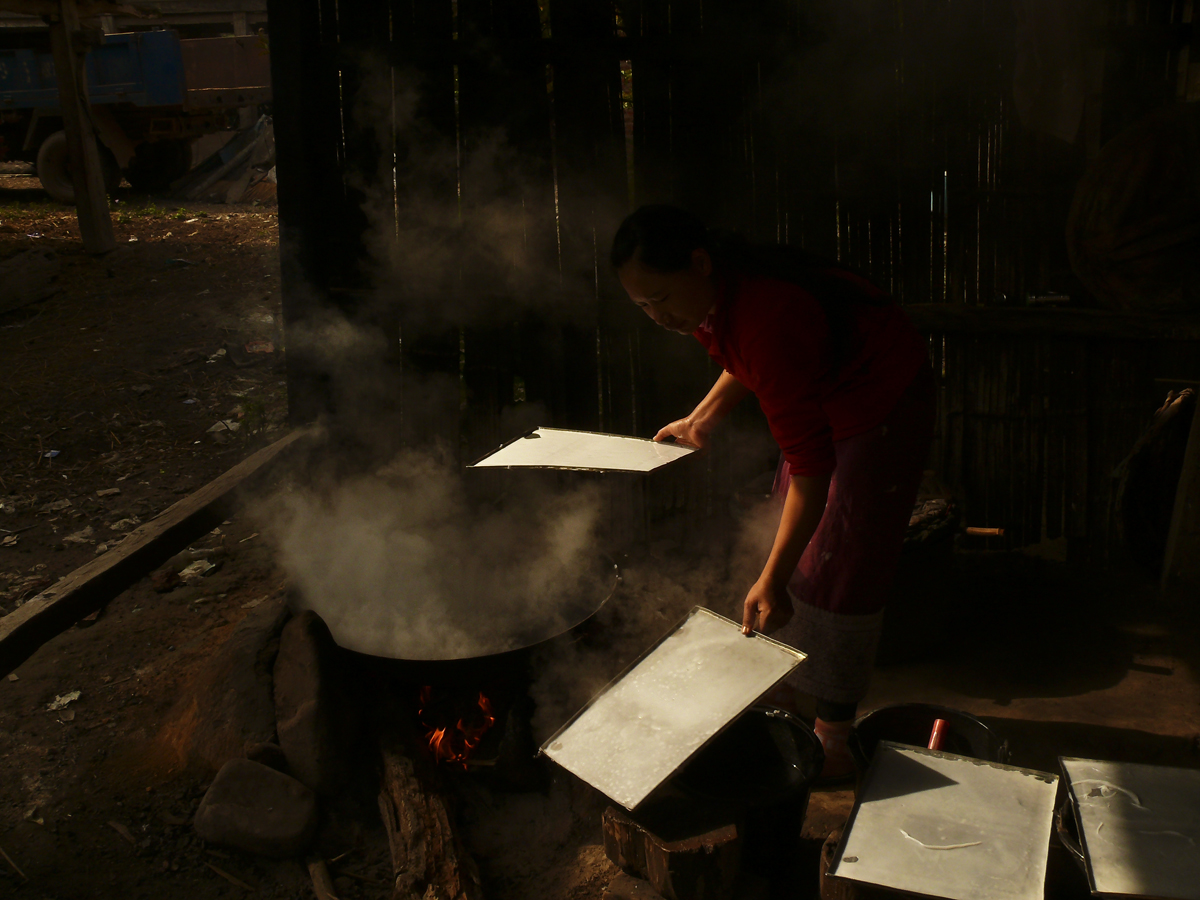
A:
[[848, 703, 1009, 770], [673, 706, 824, 867], [297, 556, 621, 686]]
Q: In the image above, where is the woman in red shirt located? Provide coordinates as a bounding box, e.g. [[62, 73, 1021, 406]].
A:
[[612, 205, 934, 778]]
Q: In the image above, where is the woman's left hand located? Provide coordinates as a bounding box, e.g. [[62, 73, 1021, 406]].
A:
[[741, 577, 794, 635]]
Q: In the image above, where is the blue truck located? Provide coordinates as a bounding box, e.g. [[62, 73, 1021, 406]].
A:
[[0, 28, 270, 200]]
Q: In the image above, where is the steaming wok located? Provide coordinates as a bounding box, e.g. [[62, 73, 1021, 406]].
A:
[[292, 556, 620, 680]]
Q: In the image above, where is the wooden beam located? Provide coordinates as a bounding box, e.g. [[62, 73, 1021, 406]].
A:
[[47, 0, 116, 253], [0, 428, 317, 678], [906, 303, 1200, 340], [1161, 399, 1200, 589], [138, 0, 262, 11], [0, 0, 155, 17], [268, 0, 339, 425]]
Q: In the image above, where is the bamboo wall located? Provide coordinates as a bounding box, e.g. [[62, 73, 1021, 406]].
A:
[[268, 0, 1200, 559]]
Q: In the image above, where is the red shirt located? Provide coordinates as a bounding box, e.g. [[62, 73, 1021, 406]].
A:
[[694, 272, 928, 476]]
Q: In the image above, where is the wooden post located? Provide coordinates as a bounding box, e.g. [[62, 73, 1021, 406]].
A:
[[47, 0, 116, 254], [231, 10, 256, 128], [1161, 386, 1200, 590], [267, 0, 338, 425]]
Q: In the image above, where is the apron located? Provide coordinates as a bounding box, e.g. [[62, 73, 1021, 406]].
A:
[[770, 363, 936, 704]]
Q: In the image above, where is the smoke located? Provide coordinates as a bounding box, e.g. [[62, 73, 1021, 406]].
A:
[[347, 54, 611, 335], [262, 447, 604, 661], [259, 47, 791, 690], [258, 58, 630, 663], [528, 494, 783, 743]]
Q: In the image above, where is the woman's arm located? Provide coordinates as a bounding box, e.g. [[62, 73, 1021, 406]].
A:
[[741, 472, 832, 634], [654, 370, 750, 448]]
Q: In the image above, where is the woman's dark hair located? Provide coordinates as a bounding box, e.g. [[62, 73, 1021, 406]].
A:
[[611, 205, 889, 370]]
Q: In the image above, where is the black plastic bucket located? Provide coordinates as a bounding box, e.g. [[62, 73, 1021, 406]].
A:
[[848, 703, 1008, 770], [673, 706, 824, 866]]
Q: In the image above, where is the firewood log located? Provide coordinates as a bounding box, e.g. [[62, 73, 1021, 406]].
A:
[[378, 746, 484, 900]]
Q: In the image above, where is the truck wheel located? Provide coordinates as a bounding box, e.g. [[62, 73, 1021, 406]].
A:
[[126, 140, 192, 192], [36, 130, 121, 204]]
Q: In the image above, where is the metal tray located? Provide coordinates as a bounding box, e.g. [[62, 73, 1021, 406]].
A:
[[539, 606, 805, 810], [468, 427, 696, 473], [1061, 757, 1200, 899], [828, 741, 1059, 900]]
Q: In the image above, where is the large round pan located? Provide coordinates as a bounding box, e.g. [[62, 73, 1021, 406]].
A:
[[291, 556, 621, 684]]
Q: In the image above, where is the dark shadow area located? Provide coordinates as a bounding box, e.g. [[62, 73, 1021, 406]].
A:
[[977, 717, 1200, 775], [0, 185, 53, 204], [855, 747, 960, 804], [849, 703, 1008, 769], [879, 553, 1150, 702]]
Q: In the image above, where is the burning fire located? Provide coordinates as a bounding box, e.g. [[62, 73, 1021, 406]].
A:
[[417, 686, 497, 768]]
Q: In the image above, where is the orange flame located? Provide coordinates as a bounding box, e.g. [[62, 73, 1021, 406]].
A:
[[417, 687, 496, 768]]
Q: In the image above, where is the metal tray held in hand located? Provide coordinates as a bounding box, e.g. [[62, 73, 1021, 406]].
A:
[[540, 606, 805, 810]]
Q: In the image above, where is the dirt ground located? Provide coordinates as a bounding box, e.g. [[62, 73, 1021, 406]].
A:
[[3, 175, 1200, 900], [0, 181, 625, 900], [0, 181, 304, 899], [0, 181, 287, 615]]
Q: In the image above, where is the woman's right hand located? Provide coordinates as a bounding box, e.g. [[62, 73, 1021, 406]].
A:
[[654, 371, 748, 449], [654, 416, 711, 449]]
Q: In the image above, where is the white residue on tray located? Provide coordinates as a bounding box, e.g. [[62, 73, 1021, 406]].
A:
[[1074, 779, 1148, 810], [899, 829, 983, 851]]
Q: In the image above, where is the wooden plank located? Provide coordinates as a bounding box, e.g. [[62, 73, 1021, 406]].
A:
[[0, 428, 316, 678], [1062, 339, 1091, 543], [330, 0, 389, 286], [0, 0, 269, 23], [124, 0, 266, 11], [1084, 339, 1155, 561], [906, 304, 1200, 340], [1161, 382, 1200, 588], [48, 0, 115, 254], [547, 0, 626, 432], [453, 2, 555, 456], [0, 0, 153, 16]]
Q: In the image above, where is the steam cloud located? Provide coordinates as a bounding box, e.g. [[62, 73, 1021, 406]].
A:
[[264, 449, 605, 661], [262, 53, 786, 692], [262, 60, 622, 664], [529, 495, 783, 742], [349, 54, 611, 334]]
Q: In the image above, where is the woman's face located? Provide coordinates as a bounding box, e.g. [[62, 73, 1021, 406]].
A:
[[618, 249, 717, 334]]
